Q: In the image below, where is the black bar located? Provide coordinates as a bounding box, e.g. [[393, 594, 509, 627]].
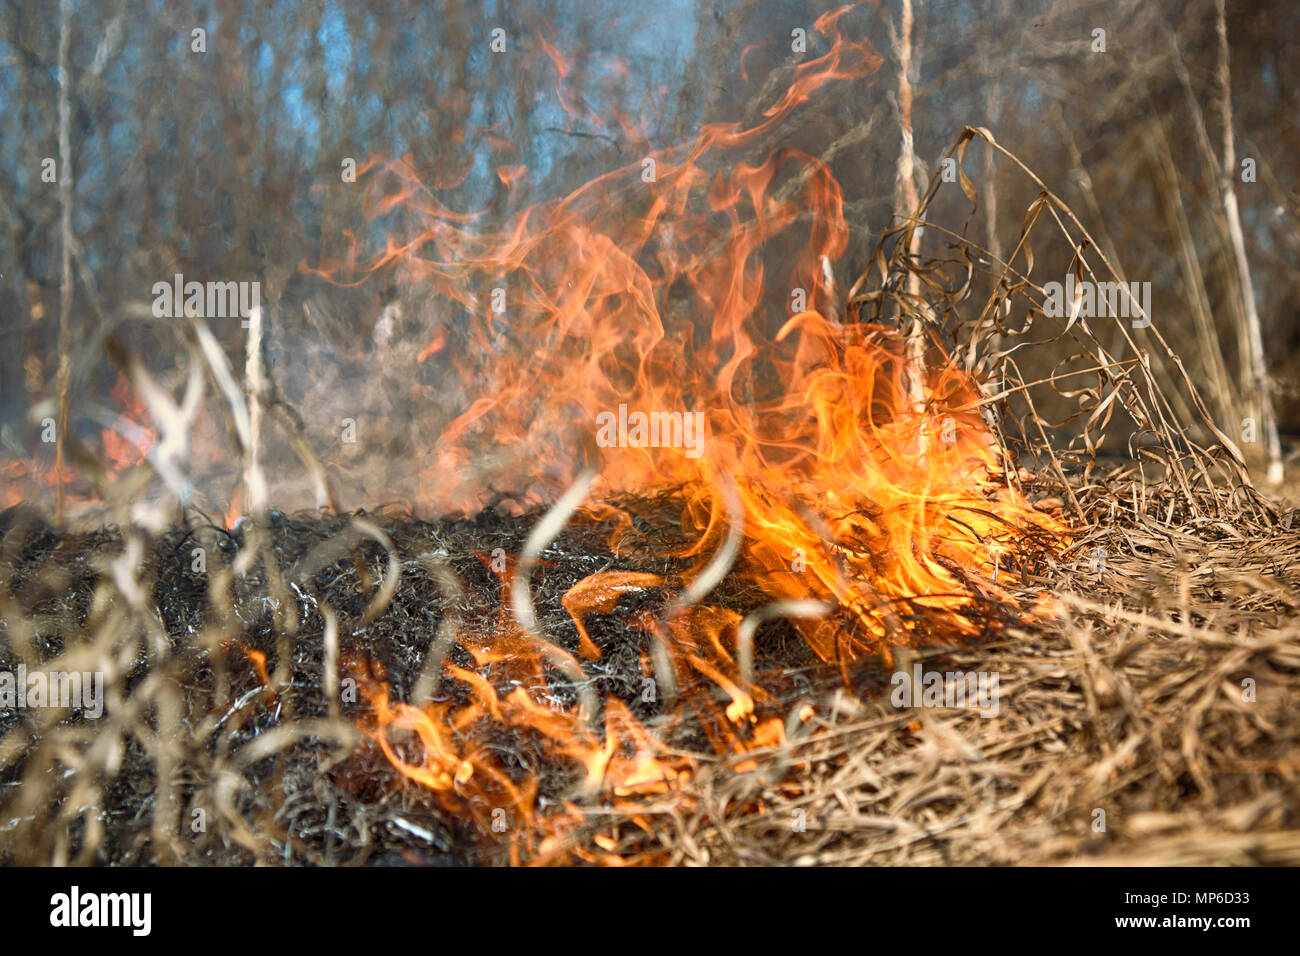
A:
[[5, 865, 1280, 943]]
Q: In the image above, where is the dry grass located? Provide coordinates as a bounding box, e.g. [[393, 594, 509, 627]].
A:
[[4, 476, 1297, 866], [592, 479, 1300, 865]]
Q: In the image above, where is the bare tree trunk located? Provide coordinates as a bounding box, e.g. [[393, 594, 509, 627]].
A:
[[1215, 0, 1282, 484], [54, 0, 73, 526]]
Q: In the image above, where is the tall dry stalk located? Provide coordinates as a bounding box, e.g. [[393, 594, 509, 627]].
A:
[[970, 0, 1009, 441], [244, 305, 269, 517], [1215, 0, 1282, 484], [891, 0, 926, 417], [1144, 121, 1237, 427]]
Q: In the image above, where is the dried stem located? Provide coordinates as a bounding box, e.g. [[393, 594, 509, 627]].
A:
[[53, 0, 73, 527]]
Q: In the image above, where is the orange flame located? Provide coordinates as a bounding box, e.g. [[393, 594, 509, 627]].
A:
[[101, 373, 157, 477], [315, 9, 1068, 863], [1, 373, 157, 511]]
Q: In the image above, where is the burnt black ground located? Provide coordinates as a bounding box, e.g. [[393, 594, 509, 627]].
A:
[[0, 500, 831, 865]]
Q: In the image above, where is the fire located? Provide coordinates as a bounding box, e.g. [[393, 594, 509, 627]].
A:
[[343, 561, 695, 864], [101, 373, 157, 477], [1, 372, 157, 510], [313, 7, 1069, 863], [2, 460, 29, 510]]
